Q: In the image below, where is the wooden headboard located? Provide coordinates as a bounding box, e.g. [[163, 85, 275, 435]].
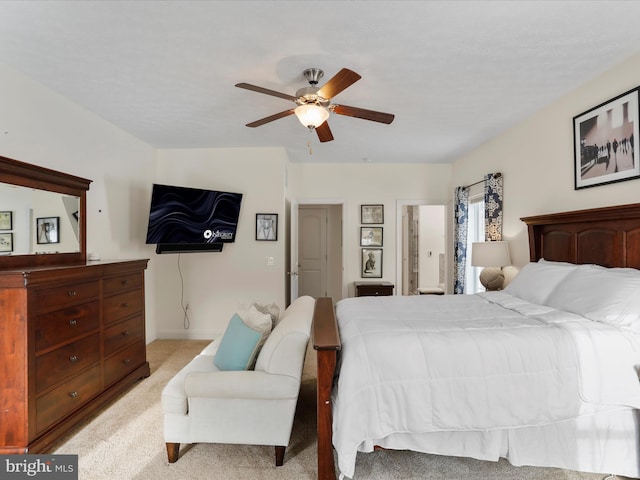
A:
[[521, 202, 640, 269]]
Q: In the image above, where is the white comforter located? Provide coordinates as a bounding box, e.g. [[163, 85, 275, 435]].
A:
[[332, 292, 640, 478]]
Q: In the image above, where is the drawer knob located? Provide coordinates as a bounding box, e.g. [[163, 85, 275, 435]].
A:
[[69, 319, 78, 327], [123, 358, 131, 365], [69, 354, 78, 363], [121, 279, 129, 285], [68, 290, 77, 297], [69, 391, 78, 398], [122, 330, 130, 337], [121, 302, 129, 308]]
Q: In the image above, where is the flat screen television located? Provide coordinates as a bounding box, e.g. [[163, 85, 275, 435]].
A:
[[145, 183, 243, 254]]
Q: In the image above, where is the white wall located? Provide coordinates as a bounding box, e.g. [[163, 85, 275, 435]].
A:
[[287, 162, 452, 296], [452, 52, 640, 276], [0, 64, 159, 340], [153, 148, 288, 339]]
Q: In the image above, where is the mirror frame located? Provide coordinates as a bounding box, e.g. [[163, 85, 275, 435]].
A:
[[0, 155, 91, 269]]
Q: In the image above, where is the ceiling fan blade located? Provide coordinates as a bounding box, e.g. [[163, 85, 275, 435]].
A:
[[245, 109, 295, 127], [315, 121, 334, 142], [317, 68, 361, 99], [332, 104, 395, 124], [235, 83, 298, 102]]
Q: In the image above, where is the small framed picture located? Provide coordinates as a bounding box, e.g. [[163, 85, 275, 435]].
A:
[[0, 232, 12, 253], [573, 86, 640, 189], [360, 226, 383, 247], [36, 216, 60, 244], [256, 213, 278, 241], [361, 204, 384, 224], [361, 248, 383, 278], [0, 211, 12, 230]]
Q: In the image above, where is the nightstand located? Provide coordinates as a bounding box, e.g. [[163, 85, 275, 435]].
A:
[[354, 281, 394, 297]]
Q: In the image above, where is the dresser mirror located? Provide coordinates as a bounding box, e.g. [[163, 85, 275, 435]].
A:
[[0, 155, 91, 269]]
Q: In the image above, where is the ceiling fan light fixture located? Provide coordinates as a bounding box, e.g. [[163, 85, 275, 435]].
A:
[[294, 104, 330, 129]]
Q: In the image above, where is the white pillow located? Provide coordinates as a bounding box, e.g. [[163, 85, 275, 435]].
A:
[[538, 258, 578, 268], [238, 305, 273, 367], [251, 301, 280, 326], [545, 264, 640, 331], [503, 261, 578, 305]]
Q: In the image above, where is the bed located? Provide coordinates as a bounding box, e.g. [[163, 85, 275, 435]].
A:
[[311, 202, 640, 480]]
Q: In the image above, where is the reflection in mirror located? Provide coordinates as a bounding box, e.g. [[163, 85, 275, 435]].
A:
[[401, 205, 446, 295], [0, 182, 80, 256]]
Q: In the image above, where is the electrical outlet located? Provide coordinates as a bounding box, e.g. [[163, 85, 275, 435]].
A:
[[266, 256, 274, 266]]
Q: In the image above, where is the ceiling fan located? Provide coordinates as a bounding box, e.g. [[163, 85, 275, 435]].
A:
[[235, 68, 395, 143]]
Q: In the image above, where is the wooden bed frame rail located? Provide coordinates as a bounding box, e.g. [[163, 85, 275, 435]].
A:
[[312, 297, 341, 480]]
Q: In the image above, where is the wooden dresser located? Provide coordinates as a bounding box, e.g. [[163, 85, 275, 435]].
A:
[[354, 281, 395, 297], [0, 259, 149, 454]]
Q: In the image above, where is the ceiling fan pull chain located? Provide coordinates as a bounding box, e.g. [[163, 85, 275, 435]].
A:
[[307, 139, 313, 155]]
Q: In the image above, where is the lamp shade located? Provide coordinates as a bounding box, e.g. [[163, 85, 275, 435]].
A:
[[294, 104, 330, 128], [471, 241, 511, 267]]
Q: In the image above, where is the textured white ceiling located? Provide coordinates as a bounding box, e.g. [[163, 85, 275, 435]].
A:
[[1, 1, 640, 164]]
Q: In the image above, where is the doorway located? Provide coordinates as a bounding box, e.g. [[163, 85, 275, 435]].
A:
[[397, 202, 448, 295], [296, 203, 344, 301]]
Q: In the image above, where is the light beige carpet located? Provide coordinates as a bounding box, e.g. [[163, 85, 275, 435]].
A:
[[51, 340, 622, 480]]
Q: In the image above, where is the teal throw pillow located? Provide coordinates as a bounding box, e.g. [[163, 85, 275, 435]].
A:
[[214, 313, 262, 371]]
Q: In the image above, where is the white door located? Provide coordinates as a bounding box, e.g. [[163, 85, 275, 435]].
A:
[[289, 200, 299, 303], [298, 206, 328, 298]]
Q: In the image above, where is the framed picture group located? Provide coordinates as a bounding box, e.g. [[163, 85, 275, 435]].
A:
[[0, 211, 12, 253], [359, 205, 384, 278]]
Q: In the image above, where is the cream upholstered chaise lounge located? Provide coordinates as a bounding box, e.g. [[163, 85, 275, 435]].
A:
[[161, 295, 315, 466]]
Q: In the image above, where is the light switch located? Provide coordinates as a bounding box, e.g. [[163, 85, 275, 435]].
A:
[[266, 256, 274, 266]]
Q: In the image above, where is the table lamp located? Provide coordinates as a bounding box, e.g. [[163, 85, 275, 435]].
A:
[[471, 241, 511, 291]]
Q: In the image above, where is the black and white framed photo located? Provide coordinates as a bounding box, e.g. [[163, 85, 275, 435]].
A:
[[360, 226, 383, 247], [573, 86, 640, 189], [36, 216, 60, 244], [361, 204, 384, 224], [256, 213, 278, 241], [0, 211, 12, 230], [361, 248, 382, 278], [0, 232, 12, 253]]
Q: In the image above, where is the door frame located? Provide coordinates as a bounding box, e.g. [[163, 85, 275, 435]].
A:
[[396, 199, 451, 295], [291, 198, 347, 302]]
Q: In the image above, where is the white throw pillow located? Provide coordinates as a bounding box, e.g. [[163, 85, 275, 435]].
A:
[[545, 264, 640, 331], [251, 301, 280, 326], [503, 261, 577, 305]]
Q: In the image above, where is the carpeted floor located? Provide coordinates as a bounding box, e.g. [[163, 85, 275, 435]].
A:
[[51, 340, 623, 480]]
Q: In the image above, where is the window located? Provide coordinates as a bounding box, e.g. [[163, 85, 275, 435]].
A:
[[465, 196, 484, 294]]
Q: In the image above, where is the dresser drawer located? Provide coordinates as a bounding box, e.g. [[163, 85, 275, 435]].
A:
[[103, 289, 143, 325], [34, 281, 99, 314], [103, 272, 143, 296], [36, 364, 102, 434], [35, 301, 100, 352], [104, 341, 146, 387], [103, 315, 144, 356], [35, 333, 101, 393]]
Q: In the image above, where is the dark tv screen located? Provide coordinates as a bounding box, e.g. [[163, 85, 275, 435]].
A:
[[145, 184, 243, 247]]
